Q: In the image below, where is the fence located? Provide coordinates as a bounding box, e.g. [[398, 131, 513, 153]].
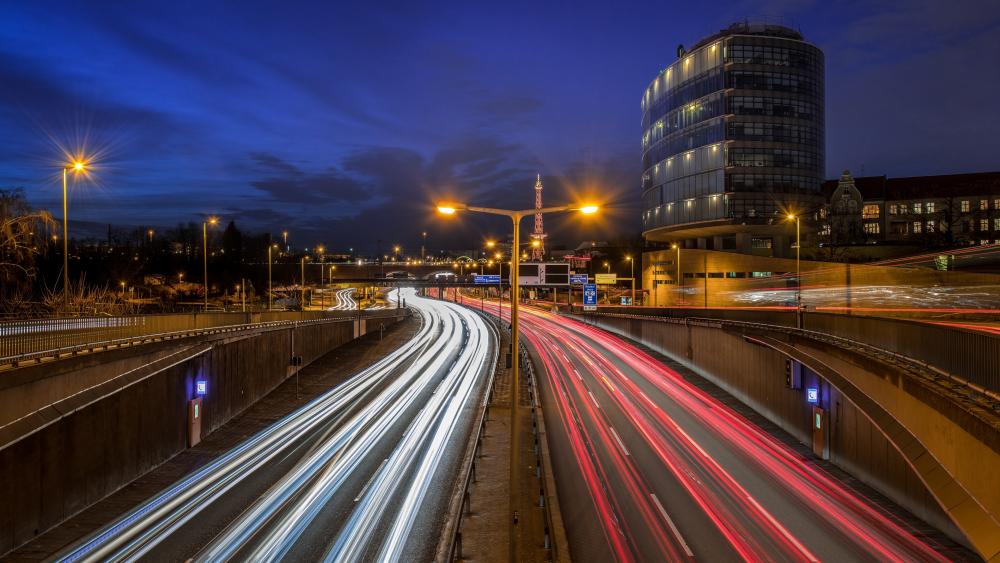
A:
[[0, 310, 402, 365]]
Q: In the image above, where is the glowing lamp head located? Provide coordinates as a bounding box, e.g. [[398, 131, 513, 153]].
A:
[[531, 240, 540, 248], [579, 205, 599, 215], [437, 205, 457, 215], [787, 214, 797, 220], [71, 160, 86, 172], [207, 216, 219, 226]]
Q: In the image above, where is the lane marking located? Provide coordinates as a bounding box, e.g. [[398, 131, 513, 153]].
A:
[[650, 493, 694, 557], [746, 495, 819, 562], [354, 458, 389, 502], [588, 391, 600, 409], [609, 426, 630, 456]]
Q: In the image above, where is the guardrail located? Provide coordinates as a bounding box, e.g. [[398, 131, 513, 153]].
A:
[[576, 306, 1000, 396], [443, 307, 565, 562], [0, 310, 389, 362], [0, 310, 406, 369], [581, 311, 1000, 409], [442, 309, 500, 562]]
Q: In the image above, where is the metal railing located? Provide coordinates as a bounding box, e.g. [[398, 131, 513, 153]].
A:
[[577, 306, 1000, 395], [583, 311, 1000, 409], [0, 310, 404, 368]]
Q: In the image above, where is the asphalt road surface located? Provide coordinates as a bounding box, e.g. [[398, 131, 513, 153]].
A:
[[53, 288, 495, 563], [471, 297, 963, 562]]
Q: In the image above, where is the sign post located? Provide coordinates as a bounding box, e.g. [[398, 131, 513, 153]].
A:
[[583, 283, 597, 312]]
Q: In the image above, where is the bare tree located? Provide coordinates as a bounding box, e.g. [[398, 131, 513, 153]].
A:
[[0, 188, 54, 287]]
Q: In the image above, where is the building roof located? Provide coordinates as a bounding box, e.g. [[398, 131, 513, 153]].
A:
[[821, 171, 1000, 201]]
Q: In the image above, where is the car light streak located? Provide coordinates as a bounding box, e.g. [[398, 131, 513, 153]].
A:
[[461, 294, 954, 562], [328, 288, 359, 310], [56, 288, 494, 563]]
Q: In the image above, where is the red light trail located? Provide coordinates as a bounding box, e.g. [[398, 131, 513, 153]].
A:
[[454, 290, 958, 561]]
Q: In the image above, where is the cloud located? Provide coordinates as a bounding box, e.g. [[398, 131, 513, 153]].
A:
[[248, 152, 372, 205]]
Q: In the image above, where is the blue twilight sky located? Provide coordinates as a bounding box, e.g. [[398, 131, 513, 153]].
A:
[[1, 0, 998, 251]]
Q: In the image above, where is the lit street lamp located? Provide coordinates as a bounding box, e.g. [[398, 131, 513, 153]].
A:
[[625, 255, 634, 305], [671, 243, 681, 306], [203, 216, 219, 311], [268, 243, 278, 311], [61, 159, 88, 308], [787, 213, 802, 326], [437, 200, 597, 554]]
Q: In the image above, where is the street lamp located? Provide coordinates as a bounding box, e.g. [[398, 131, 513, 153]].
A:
[[671, 243, 681, 306], [282, 230, 289, 253], [61, 159, 88, 308], [625, 255, 634, 305], [203, 216, 219, 311], [437, 200, 598, 552], [268, 243, 278, 311], [787, 213, 802, 323], [300, 256, 309, 309]]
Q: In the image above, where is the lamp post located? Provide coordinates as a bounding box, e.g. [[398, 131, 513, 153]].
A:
[[671, 243, 681, 306], [61, 160, 87, 308], [203, 216, 219, 311], [268, 243, 277, 311], [300, 256, 308, 309], [437, 201, 597, 558], [282, 230, 289, 253], [625, 255, 634, 305], [787, 214, 802, 326]]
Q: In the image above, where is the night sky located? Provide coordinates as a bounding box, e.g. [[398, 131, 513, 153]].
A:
[[1, 0, 998, 253]]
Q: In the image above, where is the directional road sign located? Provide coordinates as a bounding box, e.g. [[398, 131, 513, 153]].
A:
[[583, 283, 597, 311], [474, 274, 501, 284]]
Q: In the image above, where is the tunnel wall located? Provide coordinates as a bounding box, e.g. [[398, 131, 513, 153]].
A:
[[0, 315, 403, 555], [581, 314, 963, 542]]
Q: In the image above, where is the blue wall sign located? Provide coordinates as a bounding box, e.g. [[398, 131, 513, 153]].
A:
[[570, 274, 589, 285], [806, 387, 818, 403], [196, 380, 208, 396]]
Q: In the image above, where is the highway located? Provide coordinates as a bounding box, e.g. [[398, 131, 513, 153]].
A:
[[328, 287, 359, 310], [469, 296, 957, 562], [54, 288, 495, 563]]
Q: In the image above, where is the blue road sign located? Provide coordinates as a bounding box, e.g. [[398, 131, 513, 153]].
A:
[[583, 283, 597, 310], [474, 274, 501, 284], [570, 274, 589, 285]]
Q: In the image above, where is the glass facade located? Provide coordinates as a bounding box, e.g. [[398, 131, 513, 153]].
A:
[[641, 22, 825, 250]]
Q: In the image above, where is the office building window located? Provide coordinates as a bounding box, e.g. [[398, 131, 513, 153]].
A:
[[994, 218, 1000, 231], [961, 200, 970, 212], [751, 237, 773, 249], [863, 222, 880, 234], [927, 220, 936, 232], [913, 202, 922, 214], [898, 203, 909, 214], [982, 200, 989, 211], [888, 204, 898, 215], [981, 219, 990, 231], [913, 221, 923, 234], [862, 204, 880, 219], [926, 202, 935, 213], [981, 240, 990, 245], [890, 222, 908, 235], [994, 198, 1000, 210]]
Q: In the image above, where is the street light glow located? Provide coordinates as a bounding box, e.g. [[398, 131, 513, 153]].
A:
[[437, 206, 457, 215], [579, 205, 599, 214], [207, 216, 219, 226]]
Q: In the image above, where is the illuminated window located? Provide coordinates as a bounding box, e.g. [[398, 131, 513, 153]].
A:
[[981, 240, 990, 245], [751, 237, 773, 249], [913, 221, 923, 234], [961, 200, 970, 212], [981, 219, 989, 231], [994, 218, 1000, 231], [981, 199, 989, 211], [927, 220, 936, 232], [926, 202, 935, 213], [913, 202, 922, 214], [898, 203, 909, 214], [863, 222, 880, 234], [994, 198, 1000, 210], [818, 224, 831, 236], [862, 204, 880, 219], [888, 204, 898, 215]]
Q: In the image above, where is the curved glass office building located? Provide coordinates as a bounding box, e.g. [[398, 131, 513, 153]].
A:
[[641, 22, 824, 256]]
